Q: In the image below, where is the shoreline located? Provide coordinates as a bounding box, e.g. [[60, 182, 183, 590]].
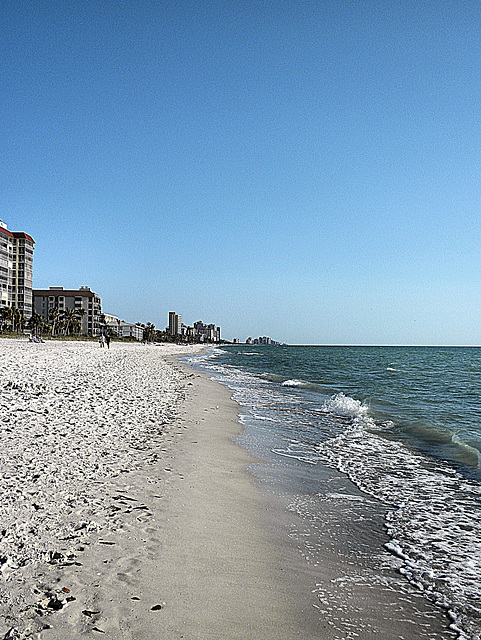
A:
[[188, 348, 458, 640], [148, 356, 325, 639]]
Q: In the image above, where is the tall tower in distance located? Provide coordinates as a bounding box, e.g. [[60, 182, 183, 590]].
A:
[[168, 311, 181, 336], [0, 220, 35, 319]]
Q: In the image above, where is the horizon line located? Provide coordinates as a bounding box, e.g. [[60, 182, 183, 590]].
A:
[[227, 343, 481, 348]]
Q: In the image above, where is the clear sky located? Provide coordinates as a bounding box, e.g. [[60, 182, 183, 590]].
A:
[[2, 0, 481, 345]]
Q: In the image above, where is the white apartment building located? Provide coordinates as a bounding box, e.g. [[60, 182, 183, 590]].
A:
[[103, 312, 120, 326], [33, 286, 102, 335], [104, 314, 144, 341], [193, 320, 221, 342], [117, 322, 143, 341], [0, 220, 35, 319]]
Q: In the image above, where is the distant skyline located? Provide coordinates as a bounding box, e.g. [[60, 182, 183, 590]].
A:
[[2, 1, 481, 345]]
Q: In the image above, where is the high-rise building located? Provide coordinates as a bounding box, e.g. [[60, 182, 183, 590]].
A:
[[192, 320, 221, 342], [168, 312, 221, 343], [0, 224, 11, 310], [0, 220, 35, 319], [168, 311, 181, 335], [33, 286, 102, 335]]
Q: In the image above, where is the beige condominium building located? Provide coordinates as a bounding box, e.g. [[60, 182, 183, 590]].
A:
[[33, 286, 102, 336], [0, 220, 35, 319]]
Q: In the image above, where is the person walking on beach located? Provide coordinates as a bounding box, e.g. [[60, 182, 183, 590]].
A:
[[105, 333, 111, 349], [99, 334, 105, 348]]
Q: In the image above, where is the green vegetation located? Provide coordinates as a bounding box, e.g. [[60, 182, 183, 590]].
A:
[[0, 305, 87, 339]]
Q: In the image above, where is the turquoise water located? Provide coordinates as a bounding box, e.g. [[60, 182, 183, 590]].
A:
[[186, 345, 481, 640], [224, 345, 481, 470]]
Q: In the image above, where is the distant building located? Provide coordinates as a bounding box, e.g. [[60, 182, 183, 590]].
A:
[[192, 320, 221, 343], [103, 312, 119, 325], [117, 322, 143, 341], [0, 220, 35, 319], [246, 336, 281, 346], [233, 338, 240, 344], [33, 286, 102, 335], [181, 323, 197, 342], [103, 313, 121, 336], [168, 311, 182, 336], [168, 312, 221, 342], [103, 314, 143, 340]]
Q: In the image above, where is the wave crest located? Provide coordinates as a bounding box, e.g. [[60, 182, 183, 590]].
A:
[[282, 379, 308, 388], [322, 392, 368, 418]]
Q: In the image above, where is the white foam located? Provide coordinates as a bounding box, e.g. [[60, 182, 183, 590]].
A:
[[451, 433, 481, 467], [322, 392, 368, 418], [282, 379, 307, 387], [316, 422, 481, 639]]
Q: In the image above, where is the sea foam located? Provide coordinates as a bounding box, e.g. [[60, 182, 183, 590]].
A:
[[321, 392, 368, 418]]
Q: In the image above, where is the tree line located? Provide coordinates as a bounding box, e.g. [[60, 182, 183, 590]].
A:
[[0, 305, 87, 337], [134, 322, 195, 344], [0, 307, 224, 344]]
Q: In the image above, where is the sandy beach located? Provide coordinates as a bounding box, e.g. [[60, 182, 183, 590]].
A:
[[0, 339, 324, 640], [0, 338, 458, 640]]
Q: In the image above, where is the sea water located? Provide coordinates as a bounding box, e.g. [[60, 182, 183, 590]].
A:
[[183, 345, 481, 640]]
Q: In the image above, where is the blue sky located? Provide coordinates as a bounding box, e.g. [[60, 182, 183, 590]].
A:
[[2, 0, 481, 344]]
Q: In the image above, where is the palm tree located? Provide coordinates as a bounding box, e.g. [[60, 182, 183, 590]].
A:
[[4, 306, 14, 332], [62, 308, 77, 336], [28, 311, 42, 335], [57, 317, 66, 336], [40, 318, 50, 336], [71, 316, 81, 336], [9, 306, 22, 333], [49, 306, 60, 337], [74, 307, 87, 335], [16, 312, 26, 335], [144, 322, 156, 343], [0, 306, 10, 332]]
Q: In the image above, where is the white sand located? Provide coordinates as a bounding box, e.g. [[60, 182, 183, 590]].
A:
[[0, 339, 323, 640], [0, 339, 201, 638]]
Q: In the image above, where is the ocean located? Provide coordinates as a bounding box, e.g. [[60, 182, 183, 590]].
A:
[[183, 345, 481, 640]]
